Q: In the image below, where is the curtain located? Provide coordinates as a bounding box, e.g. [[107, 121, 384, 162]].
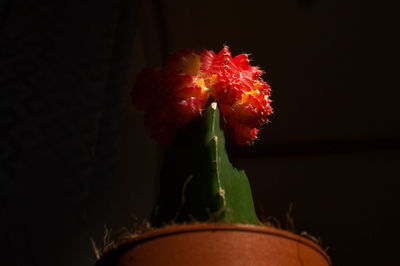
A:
[[0, 0, 140, 265]]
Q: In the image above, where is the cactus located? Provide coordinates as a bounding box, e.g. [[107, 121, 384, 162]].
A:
[[131, 46, 272, 227], [151, 102, 259, 226]]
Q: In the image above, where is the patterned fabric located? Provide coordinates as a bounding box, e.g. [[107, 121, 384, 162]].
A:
[[0, 0, 139, 265]]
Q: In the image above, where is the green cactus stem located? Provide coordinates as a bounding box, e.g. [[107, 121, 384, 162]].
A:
[[151, 102, 259, 226]]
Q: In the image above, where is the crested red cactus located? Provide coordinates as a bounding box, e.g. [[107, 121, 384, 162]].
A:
[[132, 46, 272, 145]]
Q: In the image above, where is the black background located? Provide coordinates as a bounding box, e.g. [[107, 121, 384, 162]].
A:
[[1, 0, 400, 265]]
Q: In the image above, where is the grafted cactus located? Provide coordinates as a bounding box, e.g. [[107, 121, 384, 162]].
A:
[[131, 46, 272, 227]]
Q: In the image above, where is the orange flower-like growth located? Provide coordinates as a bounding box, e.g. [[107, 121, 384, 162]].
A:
[[131, 46, 272, 145]]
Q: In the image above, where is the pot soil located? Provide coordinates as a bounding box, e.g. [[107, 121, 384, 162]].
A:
[[96, 223, 331, 266]]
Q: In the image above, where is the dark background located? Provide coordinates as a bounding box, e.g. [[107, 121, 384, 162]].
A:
[[1, 0, 399, 265]]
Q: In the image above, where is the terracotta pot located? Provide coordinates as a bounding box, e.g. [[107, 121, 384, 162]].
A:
[[96, 223, 331, 266]]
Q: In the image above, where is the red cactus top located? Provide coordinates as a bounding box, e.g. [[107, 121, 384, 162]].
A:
[[131, 46, 273, 145]]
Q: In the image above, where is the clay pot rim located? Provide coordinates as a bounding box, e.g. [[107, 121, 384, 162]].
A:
[[96, 223, 331, 266]]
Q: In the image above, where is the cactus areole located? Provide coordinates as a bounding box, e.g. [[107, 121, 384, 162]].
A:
[[132, 46, 273, 226]]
